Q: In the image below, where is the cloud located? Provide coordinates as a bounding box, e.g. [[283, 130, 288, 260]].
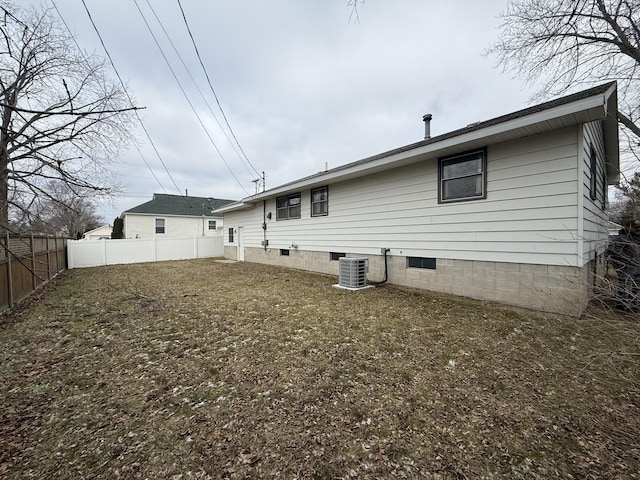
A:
[[33, 0, 534, 222]]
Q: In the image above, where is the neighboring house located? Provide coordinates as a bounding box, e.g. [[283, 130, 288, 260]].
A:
[[216, 82, 619, 316], [82, 225, 113, 240], [121, 194, 235, 239]]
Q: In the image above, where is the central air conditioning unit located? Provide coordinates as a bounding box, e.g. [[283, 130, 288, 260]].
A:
[[334, 257, 374, 291]]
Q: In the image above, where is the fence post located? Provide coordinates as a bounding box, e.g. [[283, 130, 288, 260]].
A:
[[46, 236, 51, 280], [31, 234, 37, 289], [5, 229, 13, 309], [54, 236, 59, 275]]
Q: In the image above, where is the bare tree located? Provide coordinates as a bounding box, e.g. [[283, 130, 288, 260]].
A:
[[348, 0, 365, 24], [488, 0, 640, 168], [613, 171, 640, 221], [0, 2, 137, 228], [13, 180, 104, 238]]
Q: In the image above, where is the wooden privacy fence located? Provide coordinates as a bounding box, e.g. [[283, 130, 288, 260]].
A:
[[0, 232, 67, 312]]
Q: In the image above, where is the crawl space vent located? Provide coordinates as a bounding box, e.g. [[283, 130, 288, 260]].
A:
[[334, 257, 373, 291]]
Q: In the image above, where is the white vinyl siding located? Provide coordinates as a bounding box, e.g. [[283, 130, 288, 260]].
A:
[[581, 120, 609, 263], [223, 207, 263, 246], [124, 214, 223, 239], [226, 126, 586, 267]]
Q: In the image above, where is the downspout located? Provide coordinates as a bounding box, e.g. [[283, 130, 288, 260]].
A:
[[262, 200, 268, 249]]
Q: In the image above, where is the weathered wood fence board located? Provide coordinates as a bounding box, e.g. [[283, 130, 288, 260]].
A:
[[1, 234, 67, 312]]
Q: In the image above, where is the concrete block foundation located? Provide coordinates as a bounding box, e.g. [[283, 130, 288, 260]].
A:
[[229, 247, 593, 316]]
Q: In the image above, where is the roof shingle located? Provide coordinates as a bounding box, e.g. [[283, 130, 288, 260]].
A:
[[123, 194, 235, 217]]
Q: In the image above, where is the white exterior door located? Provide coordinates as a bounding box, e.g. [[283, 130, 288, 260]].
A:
[[237, 227, 245, 261]]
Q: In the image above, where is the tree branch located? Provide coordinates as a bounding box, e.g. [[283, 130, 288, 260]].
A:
[[0, 102, 143, 115]]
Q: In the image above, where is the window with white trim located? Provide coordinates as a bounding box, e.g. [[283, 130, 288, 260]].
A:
[[438, 148, 487, 203], [276, 193, 301, 220], [208, 220, 217, 230]]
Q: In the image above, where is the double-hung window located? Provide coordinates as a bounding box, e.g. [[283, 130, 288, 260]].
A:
[[311, 186, 328, 217], [438, 148, 487, 203], [155, 218, 165, 234], [276, 193, 301, 220], [208, 220, 217, 230]]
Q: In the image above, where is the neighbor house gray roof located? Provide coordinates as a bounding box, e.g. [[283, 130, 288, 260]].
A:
[[123, 194, 236, 218]]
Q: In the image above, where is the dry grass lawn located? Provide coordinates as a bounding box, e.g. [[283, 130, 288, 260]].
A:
[[1, 259, 639, 479]]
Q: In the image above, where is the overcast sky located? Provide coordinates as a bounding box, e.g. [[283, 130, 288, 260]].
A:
[[33, 0, 538, 223]]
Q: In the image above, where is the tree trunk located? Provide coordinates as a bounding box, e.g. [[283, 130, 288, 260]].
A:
[[0, 104, 12, 227]]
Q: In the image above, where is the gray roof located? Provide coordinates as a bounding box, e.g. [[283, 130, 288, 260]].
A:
[[283, 81, 618, 187], [123, 194, 236, 218]]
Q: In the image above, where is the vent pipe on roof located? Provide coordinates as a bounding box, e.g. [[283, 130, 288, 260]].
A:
[[423, 114, 432, 140]]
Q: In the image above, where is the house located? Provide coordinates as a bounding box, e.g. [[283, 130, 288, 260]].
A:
[[216, 82, 619, 315], [121, 194, 235, 239], [82, 224, 112, 240]]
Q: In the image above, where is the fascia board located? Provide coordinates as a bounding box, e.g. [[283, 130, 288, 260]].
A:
[[213, 201, 256, 214], [124, 212, 222, 218]]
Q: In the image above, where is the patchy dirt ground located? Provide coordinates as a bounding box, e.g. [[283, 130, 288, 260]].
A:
[[1, 259, 639, 479]]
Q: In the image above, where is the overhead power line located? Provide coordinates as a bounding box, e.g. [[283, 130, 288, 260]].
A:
[[143, 0, 257, 180], [175, 0, 261, 179], [132, 0, 250, 196], [76, 0, 183, 195], [50, 0, 168, 194]]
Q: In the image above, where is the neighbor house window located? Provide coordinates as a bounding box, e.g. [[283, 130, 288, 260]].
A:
[[208, 220, 217, 230], [589, 143, 598, 201], [438, 148, 487, 203], [311, 186, 328, 217], [330, 252, 346, 261], [155, 218, 165, 234], [276, 193, 301, 220], [228, 227, 234, 243], [407, 257, 436, 270]]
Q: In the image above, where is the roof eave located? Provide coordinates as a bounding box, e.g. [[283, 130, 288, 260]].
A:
[[243, 89, 613, 202], [603, 85, 620, 184], [213, 201, 256, 214]]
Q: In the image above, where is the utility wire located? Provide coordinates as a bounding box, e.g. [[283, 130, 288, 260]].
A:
[[132, 0, 250, 196], [76, 0, 183, 195], [50, 0, 168, 195], [143, 0, 257, 179], [175, 0, 261, 179]]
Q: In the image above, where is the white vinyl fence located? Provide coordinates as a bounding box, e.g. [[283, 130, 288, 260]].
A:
[[67, 236, 224, 269]]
